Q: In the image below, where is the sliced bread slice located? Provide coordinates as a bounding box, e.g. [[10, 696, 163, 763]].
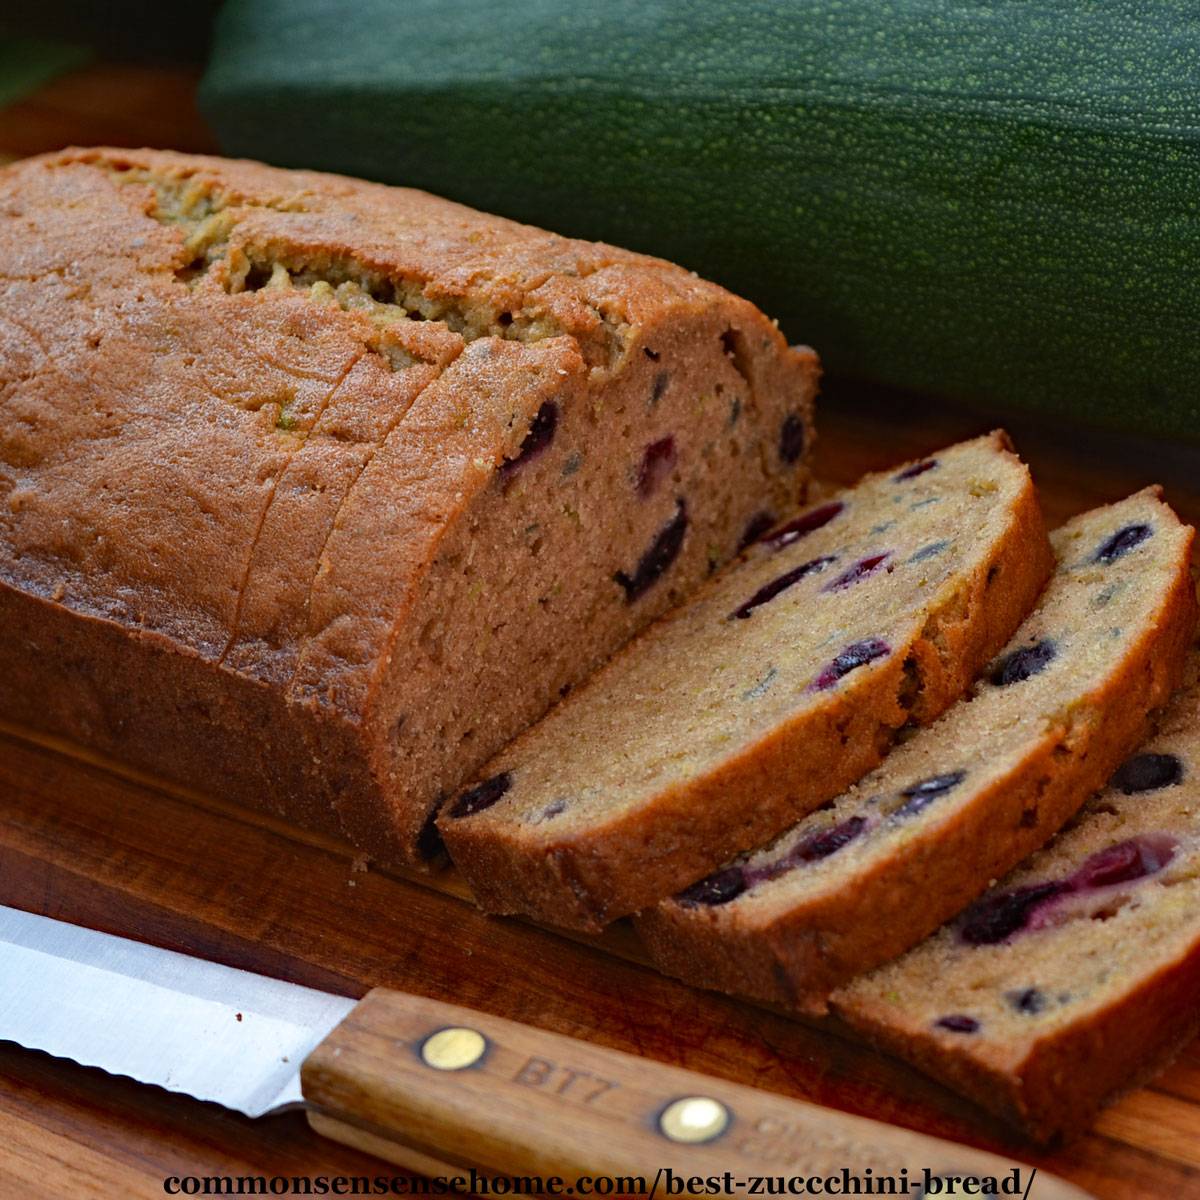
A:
[[440, 432, 1051, 929]]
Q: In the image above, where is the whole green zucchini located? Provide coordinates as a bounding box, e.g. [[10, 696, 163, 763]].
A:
[[200, 0, 1200, 439]]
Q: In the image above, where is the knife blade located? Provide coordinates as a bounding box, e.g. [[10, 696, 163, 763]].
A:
[[0, 904, 352, 1116], [0, 905, 1091, 1197]]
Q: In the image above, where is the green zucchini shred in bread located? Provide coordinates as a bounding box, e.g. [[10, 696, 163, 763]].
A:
[[440, 433, 1052, 929], [638, 490, 1197, 1011], [0, 147, 816, 866], [834, 656, 1200, 1142]]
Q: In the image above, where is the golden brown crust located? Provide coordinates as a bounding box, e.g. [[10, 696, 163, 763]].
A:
[[0, 147, 816, 864], [637, 502, 1196, 1008], [442, 434, 1051, 930]]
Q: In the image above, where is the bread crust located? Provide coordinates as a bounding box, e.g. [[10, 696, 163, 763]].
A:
[[0, 147, 817, 864]]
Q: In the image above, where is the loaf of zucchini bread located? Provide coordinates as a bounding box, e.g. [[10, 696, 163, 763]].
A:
[[0, 147, 817, 864]]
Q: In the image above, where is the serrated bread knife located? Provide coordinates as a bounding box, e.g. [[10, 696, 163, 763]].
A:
[[0, 905, 1088, 1196]]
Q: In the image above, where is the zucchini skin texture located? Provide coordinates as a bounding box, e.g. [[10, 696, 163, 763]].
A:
[[202, 0, 1200, 440]]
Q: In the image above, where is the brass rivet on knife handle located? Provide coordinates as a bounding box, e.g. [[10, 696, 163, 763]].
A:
[[658, 1096, 730, 1144], [420, 1026, 487, 1071], [300, 989, 1095, 1199]]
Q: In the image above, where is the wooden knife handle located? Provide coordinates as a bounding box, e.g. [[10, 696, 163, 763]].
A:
[[301, 988, 1088, 1197]]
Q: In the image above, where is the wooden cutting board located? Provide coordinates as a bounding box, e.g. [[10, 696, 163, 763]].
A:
[[2, 64, 1199, 1200]]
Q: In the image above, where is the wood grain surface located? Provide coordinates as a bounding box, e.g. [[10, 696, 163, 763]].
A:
[[1, 63, 1199, 1200]]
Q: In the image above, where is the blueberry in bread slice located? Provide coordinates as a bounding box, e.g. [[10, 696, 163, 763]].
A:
[[638, 490, 1197, 1008], [833, 656, 1200, 1141], [440, 432, 1051, 929], [0, 148, 817, 867]]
